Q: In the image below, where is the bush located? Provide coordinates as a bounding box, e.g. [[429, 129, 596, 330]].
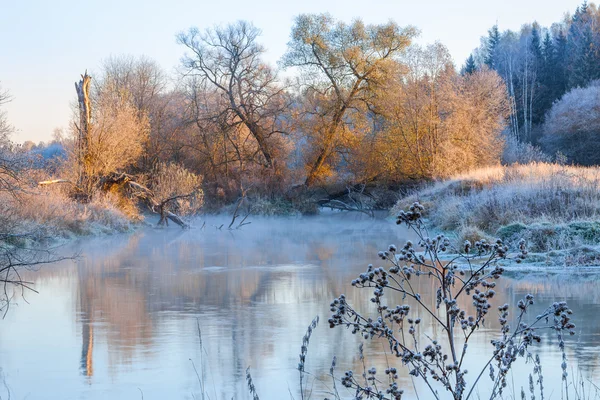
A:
[[497, 221, 600, 253], [541, 80, 600, 165], [245, 196, 298, 216], [502, 133, 550, 165], [149, 162, 203, 216]]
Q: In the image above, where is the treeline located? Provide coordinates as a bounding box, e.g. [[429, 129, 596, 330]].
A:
[[467, 1, 600, 164], [15, 14, 502, 209]]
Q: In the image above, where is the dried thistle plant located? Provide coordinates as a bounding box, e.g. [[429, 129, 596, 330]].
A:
[[328, 202, 576, 400]]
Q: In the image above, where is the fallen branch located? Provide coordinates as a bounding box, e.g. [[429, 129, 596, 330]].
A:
[[319, 185, 375, 217], [325, 199, 374, 217], [228, 196, 252, 230], [104, 174, 190, 229]]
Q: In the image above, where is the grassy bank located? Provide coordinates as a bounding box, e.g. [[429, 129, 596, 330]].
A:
[[393, 162, 600, 264], [1, 184, 135, 244]]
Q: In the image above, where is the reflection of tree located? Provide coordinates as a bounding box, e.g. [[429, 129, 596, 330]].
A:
[[76, 234, 156, 377], [80, 317, 93, 379], [67, 216, 413, 396]]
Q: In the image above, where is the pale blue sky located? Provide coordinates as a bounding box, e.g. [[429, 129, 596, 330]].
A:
[[0, 0, 582, 143]]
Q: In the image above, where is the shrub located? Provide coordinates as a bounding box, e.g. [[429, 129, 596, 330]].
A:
[[497, 221, 600, 253], [244, 196, 298, 216], [149, 162, 203, 216], [502, 133, 550, 165], [541, 80, 600, 165]]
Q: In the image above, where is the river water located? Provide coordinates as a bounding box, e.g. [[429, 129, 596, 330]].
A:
[[0, 214, 599, 399]]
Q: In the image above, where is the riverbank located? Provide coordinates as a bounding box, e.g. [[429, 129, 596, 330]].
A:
[[1, 184, 137, 247], [392, 162, 600, 266]]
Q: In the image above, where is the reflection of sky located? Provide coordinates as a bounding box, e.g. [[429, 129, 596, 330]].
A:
[[0, 214, 599, 399]]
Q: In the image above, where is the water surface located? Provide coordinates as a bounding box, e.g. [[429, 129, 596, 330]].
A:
[[0, 214, 598, 399]]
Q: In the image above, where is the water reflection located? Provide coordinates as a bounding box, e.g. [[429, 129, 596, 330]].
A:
[[0, 214, 599, 399]]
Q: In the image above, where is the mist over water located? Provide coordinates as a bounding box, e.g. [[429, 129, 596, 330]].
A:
[[0, 213, 598, 399]]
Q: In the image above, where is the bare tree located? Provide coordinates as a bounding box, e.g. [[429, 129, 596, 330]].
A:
[[0, 84, 12, 143], [98, 55, 167, 115], [97, 55, 177, 170], [281, 14, 416, 187], [177, 21, 289, 171], [0, 84, 24, 197]]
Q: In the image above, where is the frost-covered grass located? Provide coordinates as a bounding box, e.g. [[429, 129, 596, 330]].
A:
[[392, 163, 600, 254], [1, 185, 134, 243]]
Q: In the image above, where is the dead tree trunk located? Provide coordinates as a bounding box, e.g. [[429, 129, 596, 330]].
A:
[[75, 72, 92, 199]]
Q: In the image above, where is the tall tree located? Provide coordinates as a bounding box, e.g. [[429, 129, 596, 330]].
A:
[[97, 55, 188, 170], [553, 29, 568, 97], [529, 24, 545, 126], [178, 21, 289, 172], [569, 24, 598, 88], [567, 3, 600, 89], [281, 14, 416, 187], [485, 24, 501, 69], [536, 31, 556, 122], [530, 24, 543, 64]]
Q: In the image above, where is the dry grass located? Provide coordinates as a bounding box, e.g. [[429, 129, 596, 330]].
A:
[[2, 184, 134, 241], [393, 162, 600, 250]]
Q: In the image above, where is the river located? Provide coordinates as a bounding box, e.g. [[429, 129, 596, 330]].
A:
[[0, 213, 599, 399]]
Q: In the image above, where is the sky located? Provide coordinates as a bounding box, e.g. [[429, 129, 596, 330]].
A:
[[0, 0, 583, 144]]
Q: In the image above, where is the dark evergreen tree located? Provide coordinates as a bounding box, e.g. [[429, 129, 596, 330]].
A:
[[542, 32, 554, 67], [463, 54, 477, 75], [530, 24, 543, 65], [485, 25, 500, 69], [569, 24, 598, 88], [566, 3, 600, 89], [553, 29, 568, 97], [536, 31, 556, 121], [529, 24, 546, 125]]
